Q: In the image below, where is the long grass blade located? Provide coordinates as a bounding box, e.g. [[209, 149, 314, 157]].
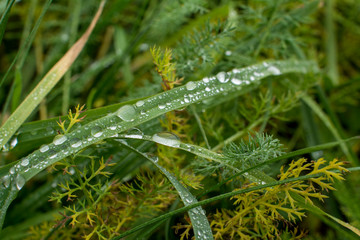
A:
[[0, 60, 318, 230], [0, 0, 105, 149], [120, 142, 213, 240]]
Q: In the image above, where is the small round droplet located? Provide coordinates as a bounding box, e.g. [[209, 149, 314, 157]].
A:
[[135, 100, 144, 107], [40, 144, 49, 153], [70, 138, 82, 148], [21, 158, 29, 166], [185, 81, 196, 91], [2, 175, 11, 188], [53, 135, 67, 145], [15, 174, 26, 190], [205, 87, 211, 92], [9, 167, 16, 175], [116, 105, 136, 122], [203, 77, 210, 83], [91, 126, 103, 138], [152, 132, 180, 148], [158, 104, 166, 109], [216, 72, 228, 83]]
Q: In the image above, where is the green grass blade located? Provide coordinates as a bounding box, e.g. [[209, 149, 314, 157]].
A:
[[301, 94, 359, 166], [0, 59, 318, 230], [120, 142, 213, 240], [0, 0, 15, 45], [0, 0, 52, 89], [0, 0, 105, 149]]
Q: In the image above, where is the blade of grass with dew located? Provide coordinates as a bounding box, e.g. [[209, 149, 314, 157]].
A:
[[119, 133, 360, 237], [0, 0, 105, 149], [119, 142, 213, 240], [113, 167, 360, 239], [0, 60, 318, 230]]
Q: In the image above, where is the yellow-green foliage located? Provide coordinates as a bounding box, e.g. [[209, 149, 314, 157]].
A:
[[150, 46, 183, 90], [174, 158, 348, 239]]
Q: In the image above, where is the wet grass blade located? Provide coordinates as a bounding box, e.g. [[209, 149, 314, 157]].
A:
[[0, 0, 105, 149], [0, 60, 318, 231], [120, 142, 213, 240]]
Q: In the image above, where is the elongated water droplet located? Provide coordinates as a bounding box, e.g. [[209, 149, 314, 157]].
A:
[[136, 100, 144, 107], [152, 132, 180, 148], [91, 126, 103, 138], [40, 144, 49, 153], [158, 104, 166, 109], [10, 137, 18, 148], [53, 135, 67, 145], [48, 150, 58, 159], [15, 174, 26, 190], [231, 78, 242, 85], [70, 138, 82, 148], [267, 66, 281, 75], [185, 81, 196, 91], [2, 175, 11, 188], [21, 158, 29, 166], [124, 128, 143, 139], [116, 105, 136, 122]]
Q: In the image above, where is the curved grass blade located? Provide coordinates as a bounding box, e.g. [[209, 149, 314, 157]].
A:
[[0, 0, 105, 149], [0, 60, 318, 230], [119, 142, 213, 240], [120, 134, 360, 237]]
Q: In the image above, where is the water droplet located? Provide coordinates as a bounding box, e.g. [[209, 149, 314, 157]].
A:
[[91, 126, 103, 138], [40, 144, 49, 153], [53, 135, 67, 145], [9, 167, 16, 174], [158, 104, 166, 109], [69, 167, 75, 175], [203, 77, 210, 83], [124, 128, 143, 139], [109, 125, 117, 130], [46, 126, 55, 135], [152, 132, 180, 148], [267, 66, 281, 75], [205, 87, 211, 92], [21, 158, 29, 166], [2, 143, 10, 152], [70, 138, 82, 148], [2, 175, 10, 188], [216, 72, 228, 83], [15, 174, 25, 190], [225, 50, 232, 56], [185, 81, 196, 91], [231, 78, 242, 85], [152, 156, 159, 163], [10, 137, 18, 148], [135, 100, 144, 107], [116, 105, 136, 122], [48, 150, 58, 159]]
